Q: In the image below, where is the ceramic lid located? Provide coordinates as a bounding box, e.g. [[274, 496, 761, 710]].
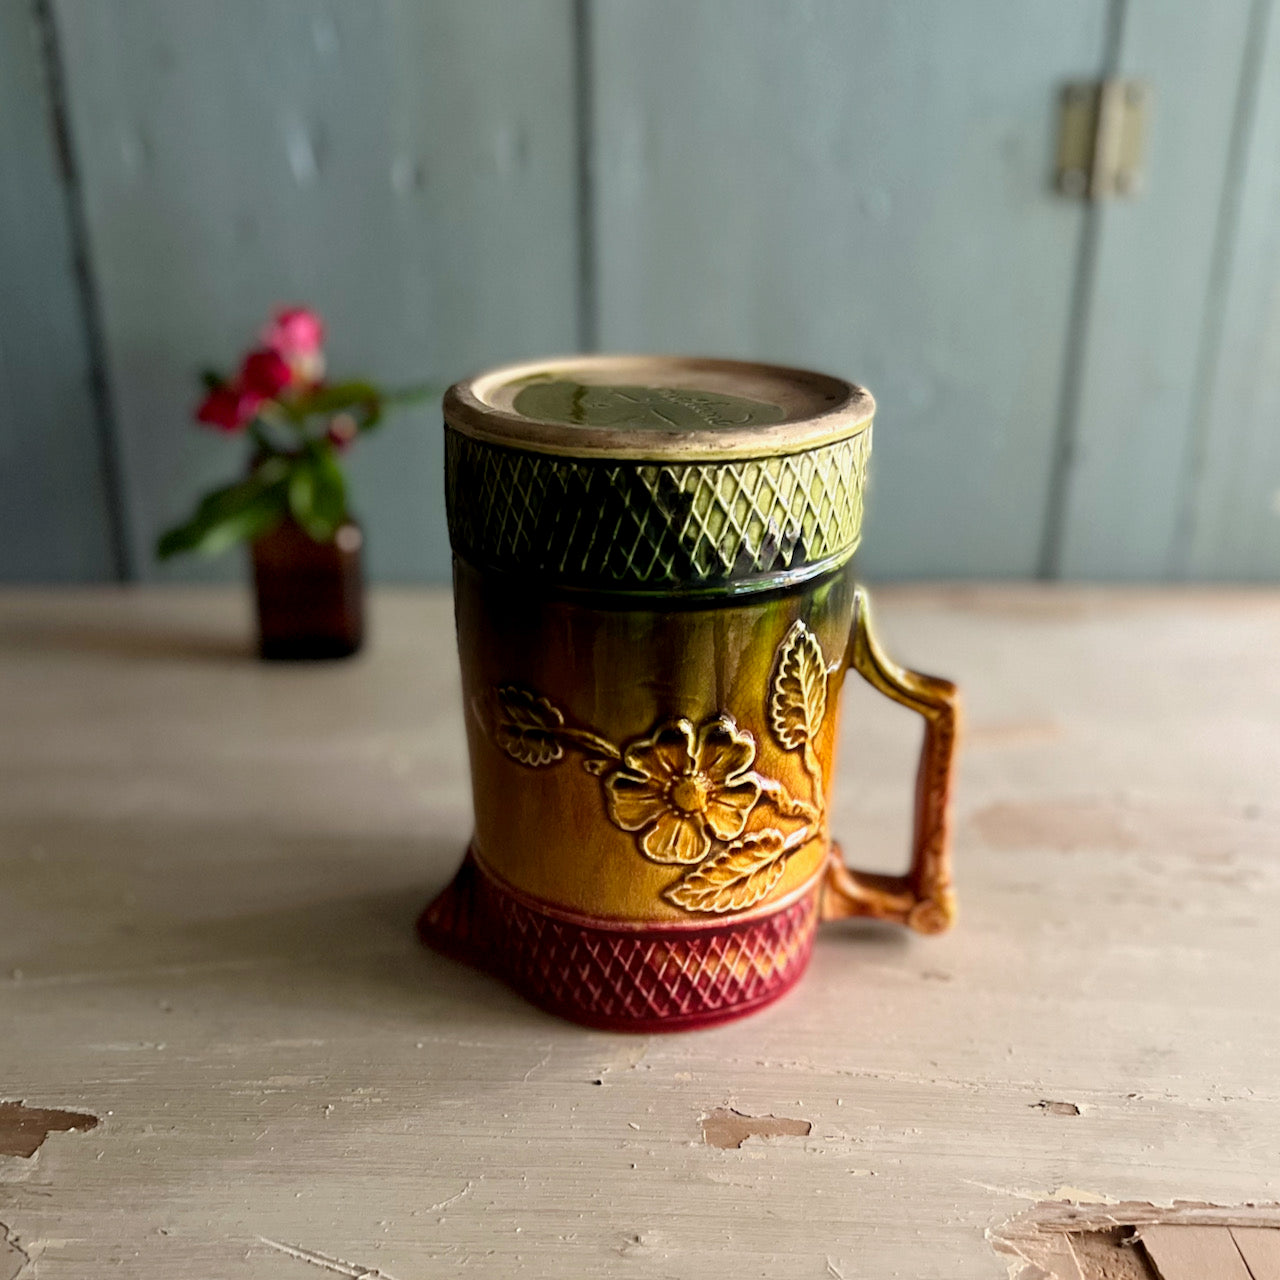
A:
[[444, 354, 874, 461]]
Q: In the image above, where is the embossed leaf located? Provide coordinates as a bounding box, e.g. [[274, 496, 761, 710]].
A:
[[493, 686, 565, 767], [664, 829, 788, 914], [769, 620, 828, 750]]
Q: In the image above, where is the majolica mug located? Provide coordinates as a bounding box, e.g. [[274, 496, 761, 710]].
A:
[[419, 356, 960, 1031]]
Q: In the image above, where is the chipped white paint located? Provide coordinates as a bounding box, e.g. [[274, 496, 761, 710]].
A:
[[0, 586, 1278, 1277]]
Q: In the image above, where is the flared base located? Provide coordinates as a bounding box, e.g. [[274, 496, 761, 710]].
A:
[[417, 849, 819, 1032]]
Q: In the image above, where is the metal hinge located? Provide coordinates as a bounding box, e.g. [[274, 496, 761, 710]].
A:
[[1055, 79, 1148, 200]]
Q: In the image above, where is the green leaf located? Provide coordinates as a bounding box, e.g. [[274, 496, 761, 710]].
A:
[[157, 481, 286, 560], [380, 381, 441, 406], [309, 444, 348, 532], [357, 398, 382, 431], [291, 381, 390, 434], [295, 381, 381, 417], [287, 456, 317, 531], [200, 368, 226, 391], [156, 460, 290, 560], [286, 447, 348, 542]]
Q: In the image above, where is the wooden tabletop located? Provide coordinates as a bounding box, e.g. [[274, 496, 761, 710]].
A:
[[1, 585, 1277, 1279]]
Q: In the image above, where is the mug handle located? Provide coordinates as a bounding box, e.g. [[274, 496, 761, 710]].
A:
[[820, 585, 961, 935]]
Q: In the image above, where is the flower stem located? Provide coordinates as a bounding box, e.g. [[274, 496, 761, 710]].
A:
[[756, 774, 819, 823], [801, 743, 827, 838], [557, 726, 622, 761], [781, 824, 815, 854], [248, 420, 273, 456]]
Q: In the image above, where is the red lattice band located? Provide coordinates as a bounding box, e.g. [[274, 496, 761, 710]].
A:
[[417, 849, 820, 1031]]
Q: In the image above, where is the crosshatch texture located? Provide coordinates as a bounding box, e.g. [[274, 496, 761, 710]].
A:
[[444, 427, 870, 591], [418, 851, 820, 1031]]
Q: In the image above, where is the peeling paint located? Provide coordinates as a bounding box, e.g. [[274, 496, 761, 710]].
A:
[[616, 1230, 661, 1257], [701, 1107, 811, 1150], [0, 1101, 99, 1159], [1050, 1186, 1118, 1205], [1034, 1099, 1082, 1117], [990, 1198, 1280, 1280]]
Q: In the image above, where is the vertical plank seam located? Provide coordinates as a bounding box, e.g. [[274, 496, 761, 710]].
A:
[[1230, 1227, 1263, 1280], [573, 0, 599, 352], [1166, 0, 1276, 579], [31, 0, 134, 581], [1038, 0, 1130, 580]]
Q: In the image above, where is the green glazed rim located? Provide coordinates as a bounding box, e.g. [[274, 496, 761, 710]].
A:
[[444, 355, 873, 595]]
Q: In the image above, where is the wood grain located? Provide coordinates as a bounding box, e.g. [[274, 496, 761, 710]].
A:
[[1140, 1226, 1253, 1280], [0, 585, 1277, 1277], [1233, 1227, 1280, 1280]]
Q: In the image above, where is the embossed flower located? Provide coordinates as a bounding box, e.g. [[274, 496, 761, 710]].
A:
[[603, 715, 761, 864]]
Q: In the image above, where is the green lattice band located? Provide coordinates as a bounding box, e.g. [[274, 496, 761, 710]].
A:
[[445, 426, 870, 594]]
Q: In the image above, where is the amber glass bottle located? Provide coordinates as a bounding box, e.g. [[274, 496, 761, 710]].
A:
[[251, 518, 364, 660]]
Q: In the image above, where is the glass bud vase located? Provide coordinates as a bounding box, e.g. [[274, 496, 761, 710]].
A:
[[250, 518, 364, 660]]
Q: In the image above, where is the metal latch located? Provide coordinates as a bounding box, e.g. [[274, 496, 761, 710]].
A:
[[1055, 79, 1148, 200]]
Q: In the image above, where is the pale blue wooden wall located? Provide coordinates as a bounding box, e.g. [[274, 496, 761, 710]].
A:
[[4, 0, 1280, 582], [0, 0, 120, 579]]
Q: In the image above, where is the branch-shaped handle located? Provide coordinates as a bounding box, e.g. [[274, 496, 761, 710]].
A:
[[820, 586, 960, 934]]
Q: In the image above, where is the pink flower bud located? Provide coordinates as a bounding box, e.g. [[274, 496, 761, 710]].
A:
[[195, 385, 263, 433], [239, 348, 293, 397], [262, 306, 325, 357]]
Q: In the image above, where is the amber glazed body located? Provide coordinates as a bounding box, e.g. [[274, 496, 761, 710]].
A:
[[419, 355, 960, 1030]]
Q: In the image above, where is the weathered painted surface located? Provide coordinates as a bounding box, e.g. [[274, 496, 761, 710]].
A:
[[0, 0, 116, 581], [1181, 0, 1280, 579], [589, 0, 1109, 580], [0, 585, 1277, 1275], [5, 0, 1280, 582], [1052, 0, 1268, 578], [51, 0, 579, 582]]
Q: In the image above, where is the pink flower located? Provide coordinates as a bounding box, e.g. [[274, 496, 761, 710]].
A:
[[195, 385, 263, 433], [239, 348, 293, 398], [262, 306, 325, 385]]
